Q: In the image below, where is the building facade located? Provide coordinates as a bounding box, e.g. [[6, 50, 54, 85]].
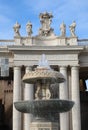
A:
[[0, 12, 88, 130]]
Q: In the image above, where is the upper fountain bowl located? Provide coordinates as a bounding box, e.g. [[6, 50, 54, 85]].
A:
[[23, 54, 65, 84], [22, 67, 65, 84]]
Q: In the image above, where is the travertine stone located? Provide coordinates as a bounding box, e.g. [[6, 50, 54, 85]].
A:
[[71, 66, 81, 130], [11, 46, 82, 66], [30, 121, 59, 130], [59, 66, 69, 130], [69, 21, 76, 37], [12, 12, 78, 45], [13, 67, 22, 130], [13, 22, 21, 37], [23, 66, 34, 130], [60, 22, 66, 37], [26, 21, 32, 36], [38, 12, 55, 36], [13, 35, 78, 45], [22, 67, 65, 84]]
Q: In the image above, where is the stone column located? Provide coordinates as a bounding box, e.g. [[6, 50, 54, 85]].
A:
[[13, 66, 22, 130], [67, 69, 72, 130], [59, 66, 69, 130], [71, 66, 81, 130], [23, 66, 34, 130]]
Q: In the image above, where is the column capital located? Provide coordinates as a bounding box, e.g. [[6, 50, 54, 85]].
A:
[[59, 66, 67, 70], [59, 65, 68, 67], [71, 66, 80, 70], [25, 66, 32, 71], [14, 66, 21, 69]]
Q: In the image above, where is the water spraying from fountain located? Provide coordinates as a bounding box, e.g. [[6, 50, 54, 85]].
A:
[[38, 54, 51, 69]]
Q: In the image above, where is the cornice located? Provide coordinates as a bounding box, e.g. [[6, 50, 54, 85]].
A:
[[8, 45, 84, 52], [0, 46, 9, 53]]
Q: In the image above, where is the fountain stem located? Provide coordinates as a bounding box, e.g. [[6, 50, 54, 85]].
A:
[[35, 81, 51, 100]]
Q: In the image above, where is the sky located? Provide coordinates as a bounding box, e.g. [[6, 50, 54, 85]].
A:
[[0, 0, 88, 39]]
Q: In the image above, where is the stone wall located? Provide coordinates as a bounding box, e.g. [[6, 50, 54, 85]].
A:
[[0, 80, 13, 130]]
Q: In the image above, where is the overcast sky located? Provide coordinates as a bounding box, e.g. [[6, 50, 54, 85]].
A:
[[0, 0, 88, 39]]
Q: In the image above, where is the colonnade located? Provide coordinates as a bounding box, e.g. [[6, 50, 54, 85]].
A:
[[13, 65, 81, 130]]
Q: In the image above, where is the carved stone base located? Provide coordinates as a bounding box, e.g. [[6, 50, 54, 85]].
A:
[[30, 121, 59, 130]]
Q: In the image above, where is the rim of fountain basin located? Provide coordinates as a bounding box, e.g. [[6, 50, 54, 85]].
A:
[[14, 99, 74, 115]]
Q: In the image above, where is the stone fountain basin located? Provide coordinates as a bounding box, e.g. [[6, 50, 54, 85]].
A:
[[14, 99, 74, 116], [22, 68, 65, 84]]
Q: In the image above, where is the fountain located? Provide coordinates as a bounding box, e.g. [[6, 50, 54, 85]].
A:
[[14, 54, 74, 130]]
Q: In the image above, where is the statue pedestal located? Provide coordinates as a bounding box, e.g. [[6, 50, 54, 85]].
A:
[[30, 121, 59, 130]]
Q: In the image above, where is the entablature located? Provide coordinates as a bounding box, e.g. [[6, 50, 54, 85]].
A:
[[8, 45, 84, 67]]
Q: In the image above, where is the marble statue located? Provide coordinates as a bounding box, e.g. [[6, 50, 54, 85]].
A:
[[69, 21, 76, 37], [13, 22, 21, 37], [60, 22, 66, 37], [46, 88, 51, 99], [35, 86, 41, 100], [26, 21, 32, 36], [38, 12, 54, 36]]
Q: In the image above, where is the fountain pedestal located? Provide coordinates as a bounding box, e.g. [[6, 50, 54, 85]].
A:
[[30, 122, 59, 130]]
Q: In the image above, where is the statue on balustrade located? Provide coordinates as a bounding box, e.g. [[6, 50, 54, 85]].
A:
[[69, 21, 76, 37], [13, 22, 21, 37], [60, 22, 66, 37], [26, 21, 32, 36]]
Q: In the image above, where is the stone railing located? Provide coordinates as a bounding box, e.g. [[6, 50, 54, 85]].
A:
[[0, 40, 15, 46], [0, 39, 88, 46], [78, 39, 88, 45]]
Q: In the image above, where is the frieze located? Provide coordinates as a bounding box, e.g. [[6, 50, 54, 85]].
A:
[[14, 53, 79, 66], [14, 60, 79, 66], [14, 54, 78, 61]]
